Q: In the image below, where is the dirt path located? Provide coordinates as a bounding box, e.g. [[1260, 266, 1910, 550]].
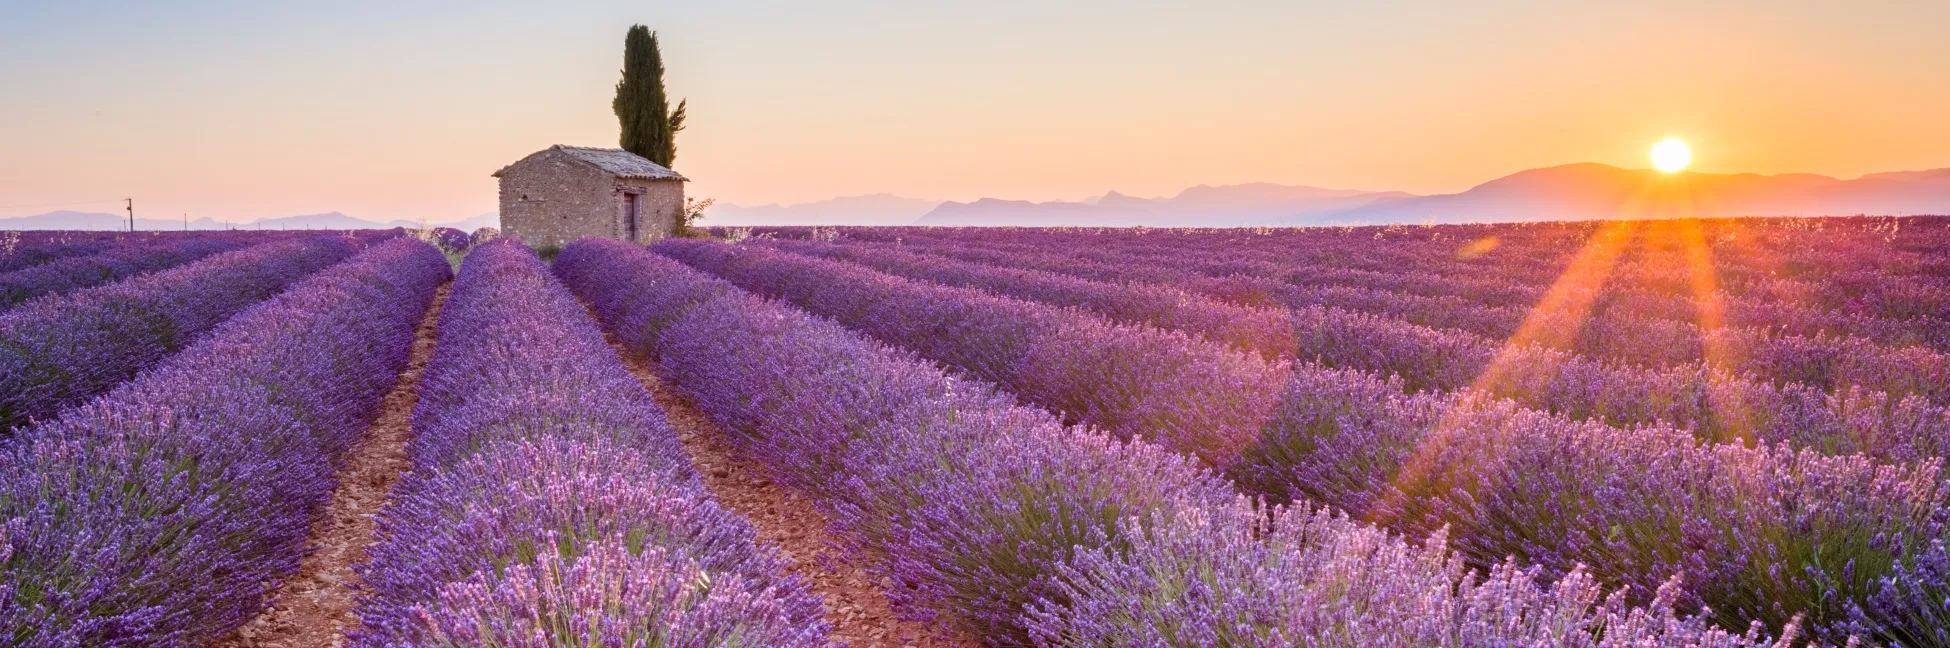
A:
[[215, 285, 448, 648], [600, 325, 973, 648]]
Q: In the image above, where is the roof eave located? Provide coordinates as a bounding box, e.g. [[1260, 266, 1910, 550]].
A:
[[494, 145, 688, 181]]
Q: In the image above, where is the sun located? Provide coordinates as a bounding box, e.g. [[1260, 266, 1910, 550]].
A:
[[1650, 137, 1692, 173]]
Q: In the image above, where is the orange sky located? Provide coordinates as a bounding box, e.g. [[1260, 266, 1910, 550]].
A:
[[2, 1, 1947, 223]]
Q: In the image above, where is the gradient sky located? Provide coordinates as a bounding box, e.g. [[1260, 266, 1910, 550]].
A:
[[3, 0, 1948, 223]]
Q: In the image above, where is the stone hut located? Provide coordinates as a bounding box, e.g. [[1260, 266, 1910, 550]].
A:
[[493, 145, 687, 247]]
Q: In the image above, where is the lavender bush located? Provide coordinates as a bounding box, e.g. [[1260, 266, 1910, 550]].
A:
[[665, 227, 1941, 641], [1028, 501, 1819, 647], [0, 236, 241, 309], [0, 239, 113, 274], [469, 226, 500, 247], [353, 239, 827, 647], [1854, 541, 1950, 648], [878, 223, 1950, 354], [653, 238, 1289, 465], [760, 238, 1296, 359], [0, 236, 357, 430], [558, 238, 1813, 646], [870, 230, 1950, 461], [423, 226, 472, 254], [1225, 360, 1946, 639], [560, 238, 1239, 643], [0, 237, 448, 646]]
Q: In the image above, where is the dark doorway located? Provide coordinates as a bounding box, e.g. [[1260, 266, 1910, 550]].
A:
[[623, 193, 640, 242]]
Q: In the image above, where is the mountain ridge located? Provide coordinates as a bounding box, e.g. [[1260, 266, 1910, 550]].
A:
[[887, 164, 1950, 227], [0, 211, 498, 232], [909, 182, 1417, 227], [1308, 163, 1950, 226], [705, 194, 941, 227], [13, 163, 1947, 231]]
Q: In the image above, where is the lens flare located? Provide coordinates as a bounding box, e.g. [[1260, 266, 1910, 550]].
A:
[[1650, 138, 1693, 173]]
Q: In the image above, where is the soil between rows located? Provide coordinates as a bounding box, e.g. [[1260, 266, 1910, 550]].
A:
[[599, 318, 973, 647], [213, 284, 449, 648]]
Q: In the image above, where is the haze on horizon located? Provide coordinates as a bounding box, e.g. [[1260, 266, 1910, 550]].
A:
[[3, 0, 1948, 224]]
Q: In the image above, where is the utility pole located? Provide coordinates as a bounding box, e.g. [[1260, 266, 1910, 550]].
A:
[[125, 198, 135, 231], [183, 213, 188, 231]]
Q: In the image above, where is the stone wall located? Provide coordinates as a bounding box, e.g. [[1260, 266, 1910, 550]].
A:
[[622, 177, 684, 242], [498, 149, 684, 247]]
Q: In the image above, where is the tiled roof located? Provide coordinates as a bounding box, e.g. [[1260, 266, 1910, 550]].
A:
[[494, 145, 688, 181]]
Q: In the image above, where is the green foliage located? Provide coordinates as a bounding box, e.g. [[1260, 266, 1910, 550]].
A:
[[534, 244, 563, 263], [675, 196, 714, 238], [613, 25, 686, 169]]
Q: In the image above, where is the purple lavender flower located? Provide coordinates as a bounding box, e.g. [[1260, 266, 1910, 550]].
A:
[[0, 237, 449, 646], [353, 239, 828, 647], [1030, 500, 1814, 647], [652, 238, 1290, 466], [0, 236, 241, 309], [0, 236, 359, 431]]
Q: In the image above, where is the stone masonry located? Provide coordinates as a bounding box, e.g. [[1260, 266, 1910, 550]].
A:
[[494, 145, 686, 248]]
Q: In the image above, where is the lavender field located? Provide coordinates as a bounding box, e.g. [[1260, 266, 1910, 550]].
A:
[[3, 217, 1948, 647]]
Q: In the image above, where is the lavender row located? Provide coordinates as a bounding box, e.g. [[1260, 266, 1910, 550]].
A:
[[0, 236, 357, 431], [894, 219, 1950, 292], [0, 236, 242, 309], [962, 232, 1950, 349], [352, 240, 826, 646], [0, 238, 113, 274], [1280, 303, 1950, 460], [877, 226, 1950, 642], [1230, 362, 1947, 641], [852, 218, 1950, 316], [656, 238, 1289, 465], [840, 218, 1950, 287], [1059, 235, 1950, 386], [0, 231, 302, 276], [760, 238, 1293, 358], [1035, 503, 1810, 647], [412, 226, 497, 255], [560, 237, 1811, 647], [888, 229, 1950, 353], [1159, 226, 1950, 346], [0, 238, 449, 646], [1271, 279, 1950, 374], [777, 236, 1950, 414], [1116, 257, 1949, 387], [699, 235, 1939, 638], [859, 239, 1950, 460], [719, 237, 1948, 463]]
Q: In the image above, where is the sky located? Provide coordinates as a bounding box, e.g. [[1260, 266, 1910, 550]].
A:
[[3, 0, 1948, 223]]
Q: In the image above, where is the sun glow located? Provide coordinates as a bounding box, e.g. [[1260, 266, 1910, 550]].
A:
[[1650, 138, 1693, 173]]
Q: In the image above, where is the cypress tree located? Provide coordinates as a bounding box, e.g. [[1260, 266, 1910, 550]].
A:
[[613, 25, 687, 168]]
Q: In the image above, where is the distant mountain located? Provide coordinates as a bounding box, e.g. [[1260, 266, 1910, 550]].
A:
[[440, 213, 500, 231], [1858, 168, 1950, 185], [0, 211, 156, 230], [1312, 163, 1950, 225], [249, 212, 411, 230], [1155, 183, 1414, 222], [0, 210, 261, 231], [707, 194, 943, 226], [0, 210, 493, 231], [917, 198, 1162, 227], [916, 183, 1414, 227], [12, 162, 1945, 232]]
